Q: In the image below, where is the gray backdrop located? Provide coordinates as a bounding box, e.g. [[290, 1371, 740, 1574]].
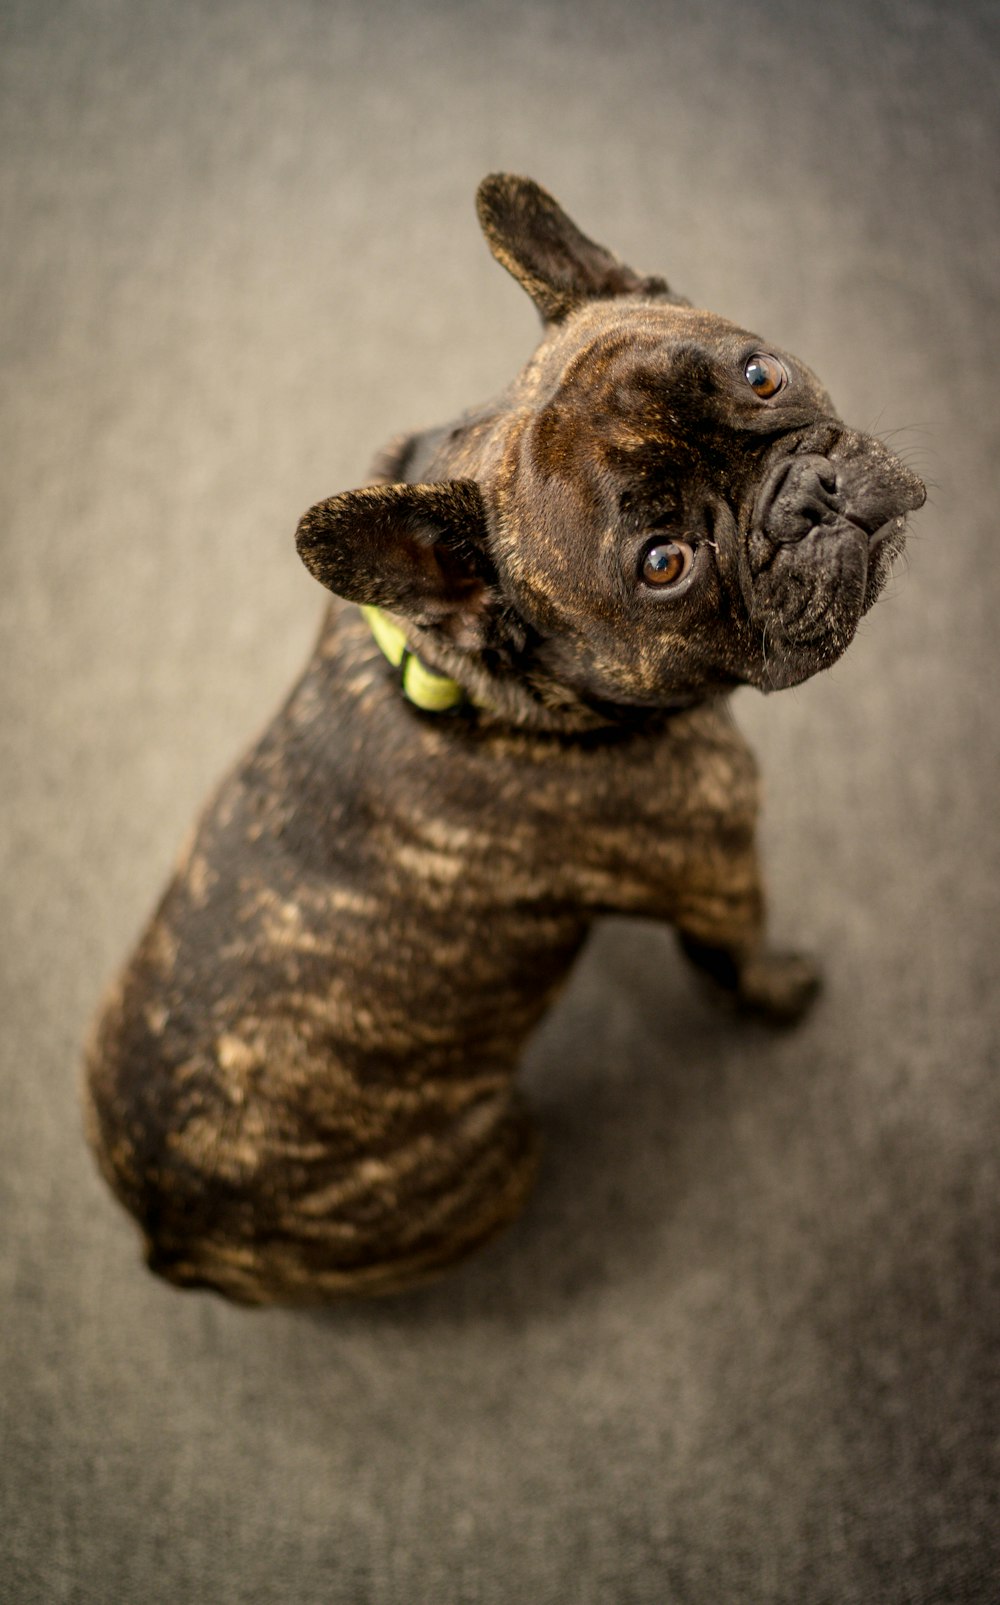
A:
[[2, 1, 998, 1601]]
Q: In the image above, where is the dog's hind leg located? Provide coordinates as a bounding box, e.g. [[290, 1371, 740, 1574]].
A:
[[132, 1083, 543, 1305]]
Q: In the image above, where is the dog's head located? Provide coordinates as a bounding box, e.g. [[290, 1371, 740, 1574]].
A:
[[297, 175, 924, 727]]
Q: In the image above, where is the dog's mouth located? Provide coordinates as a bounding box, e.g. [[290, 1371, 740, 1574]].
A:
[[744, 436, 924, 689]]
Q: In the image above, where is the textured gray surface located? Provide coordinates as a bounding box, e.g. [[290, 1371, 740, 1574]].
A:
[[2, 1, 999, 1600]]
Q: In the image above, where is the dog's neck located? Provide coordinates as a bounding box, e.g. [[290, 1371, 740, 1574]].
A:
[[348, 601, 707, 737]]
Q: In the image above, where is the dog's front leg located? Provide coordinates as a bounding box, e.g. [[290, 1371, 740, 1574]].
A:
[[671, 853, 821, 1025], [678, 930, 821, 1025]]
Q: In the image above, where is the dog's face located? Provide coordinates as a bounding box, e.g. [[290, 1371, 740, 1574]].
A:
[[492, 298, 924, 702], [297, 176, 924, 722]]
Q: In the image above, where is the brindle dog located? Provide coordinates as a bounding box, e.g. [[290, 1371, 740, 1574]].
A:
[[84, 175, 925, 1303]]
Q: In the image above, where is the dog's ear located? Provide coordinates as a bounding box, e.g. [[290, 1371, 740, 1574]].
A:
[[476, 173, 676, 324], [296, 479, 496, 642]]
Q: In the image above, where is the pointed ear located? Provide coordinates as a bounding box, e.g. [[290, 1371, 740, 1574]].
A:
[[295, 479, 496, 640], [476, 173, 678, 324]]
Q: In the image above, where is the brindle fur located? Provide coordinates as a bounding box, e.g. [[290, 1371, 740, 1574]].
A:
[[84, 175, 924, 1303]]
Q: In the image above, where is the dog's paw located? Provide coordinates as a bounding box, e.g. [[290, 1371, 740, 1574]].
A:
[[736, 950, 822, 1025]]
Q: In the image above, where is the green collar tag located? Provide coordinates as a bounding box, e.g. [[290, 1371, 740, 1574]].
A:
[[361, 605, 466, 714]]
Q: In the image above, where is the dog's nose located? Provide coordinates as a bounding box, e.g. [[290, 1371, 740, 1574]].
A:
[[758, 455, 842, 544]]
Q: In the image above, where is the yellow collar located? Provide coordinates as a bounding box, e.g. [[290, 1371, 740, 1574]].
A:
[[361, 605, 467, 713]]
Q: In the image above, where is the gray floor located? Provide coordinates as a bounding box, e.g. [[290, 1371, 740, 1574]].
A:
[[2, 1, 999, 1600]]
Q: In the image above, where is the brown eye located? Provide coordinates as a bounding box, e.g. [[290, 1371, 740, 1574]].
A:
[[641, 539, 694, 587], [744, 352, 788, 399]]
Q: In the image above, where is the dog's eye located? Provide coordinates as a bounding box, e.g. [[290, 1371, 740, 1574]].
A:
[[744, 352, 788, 399], [641, 539, 694, 588]]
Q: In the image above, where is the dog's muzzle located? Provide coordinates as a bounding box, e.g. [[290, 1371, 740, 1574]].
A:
[[744, 434, 925, 690], [755, 449, 926, 548]]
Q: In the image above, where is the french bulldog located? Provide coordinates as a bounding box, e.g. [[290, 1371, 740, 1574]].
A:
[[84, 175, 925, 1303]]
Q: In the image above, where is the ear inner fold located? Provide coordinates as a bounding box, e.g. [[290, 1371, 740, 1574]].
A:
[[295, 479, 493, 629], [476, 172, 673, 323]]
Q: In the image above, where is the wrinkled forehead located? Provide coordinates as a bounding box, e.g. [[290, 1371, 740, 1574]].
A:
[[514, 301, 834, 480], [516, 305, 745, 482], [532, 302, 760, 401]]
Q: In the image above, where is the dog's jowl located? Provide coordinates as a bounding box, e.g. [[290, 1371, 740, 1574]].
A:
[[84, 175, 925, 1303]]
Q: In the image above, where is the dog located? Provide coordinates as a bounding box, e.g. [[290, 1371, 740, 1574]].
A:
[[84, 174, 925, 1303]]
